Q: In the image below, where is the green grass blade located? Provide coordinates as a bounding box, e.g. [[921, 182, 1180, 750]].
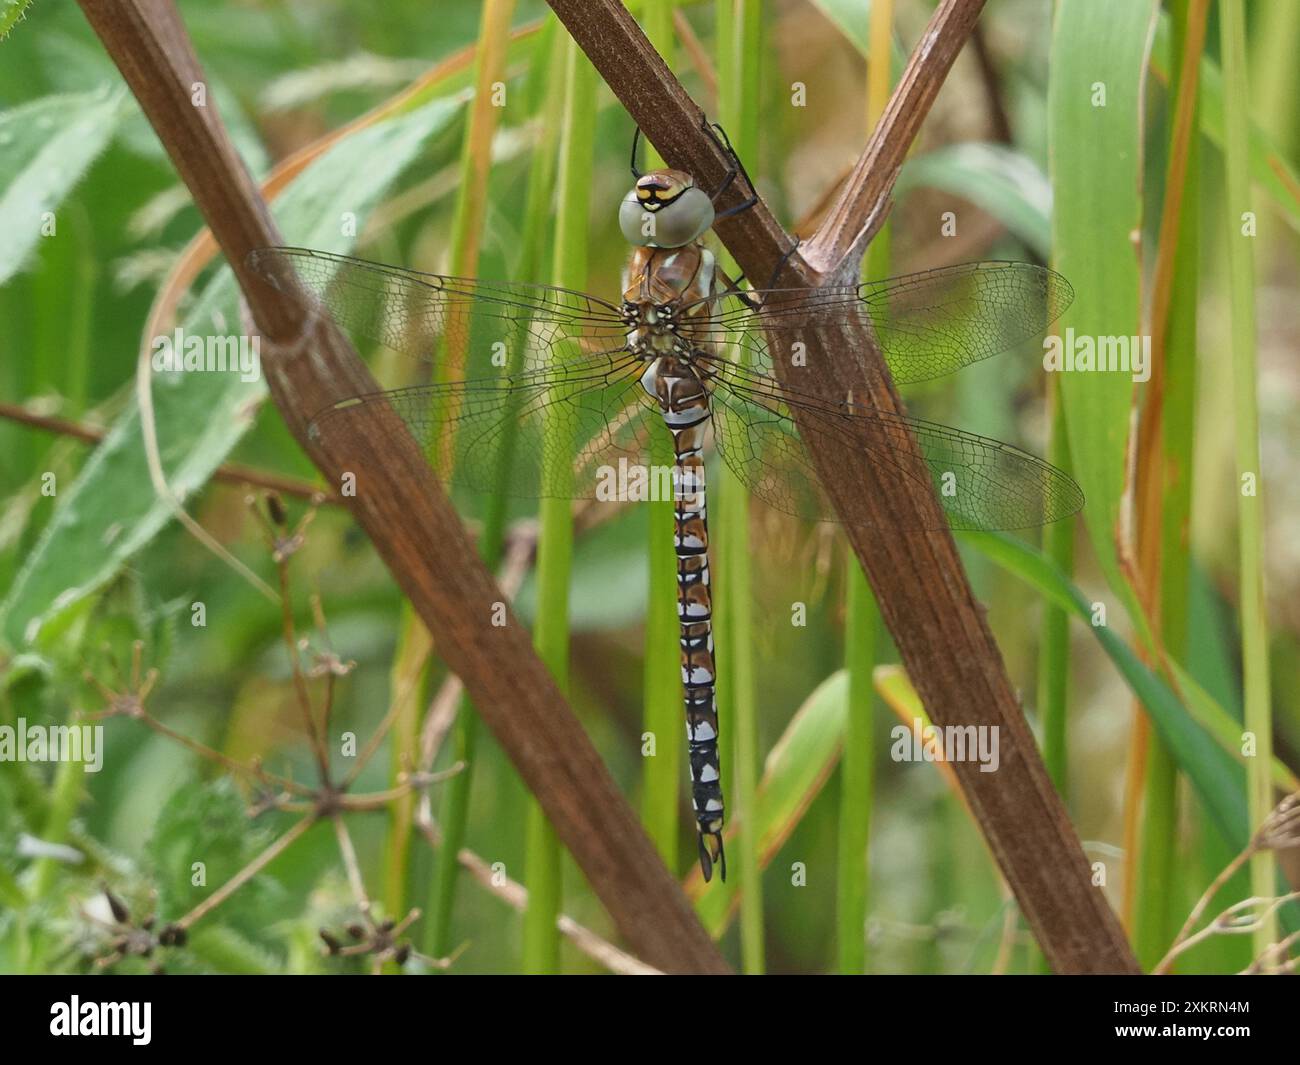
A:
[[835, 0, 890, 974], [713, 0, 765, 975], [966, 530, 1257, 849], [807, 0, 906, 71], [1219, 0, 1275, 954], [521, 32, 595, 974], [1047, 0, 1155, 620], [837, 561, 877, 973], [898, 144, 1052, 259], [1133, 0, 1206, 972], [1037, 382, 1073, 799], [1150, 15, 1300, 231], [425, 11, 560, 962]]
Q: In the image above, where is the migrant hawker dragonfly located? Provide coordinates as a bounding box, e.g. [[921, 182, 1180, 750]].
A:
[[249, 128, 1080, 883]]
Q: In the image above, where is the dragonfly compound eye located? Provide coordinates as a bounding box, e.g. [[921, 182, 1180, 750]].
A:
[[620, 182, 715, 248]]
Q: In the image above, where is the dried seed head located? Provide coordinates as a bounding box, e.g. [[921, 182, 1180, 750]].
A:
[[158, 923, 187, 947], [394, 944, 411, 966], [104, 887, 130, 925], [1258, 792, 1300, 851], [266, 492, 288, 527], [346, 923, 365, 940]]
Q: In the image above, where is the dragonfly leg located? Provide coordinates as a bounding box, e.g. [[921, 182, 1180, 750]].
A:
[[715, 265, 762, 311], [702, 118, 759, 219], [765, 237, 803, 289], [630, 124, 644, 178], [713, 193, 759, 222], [713, 239, 802, 311]]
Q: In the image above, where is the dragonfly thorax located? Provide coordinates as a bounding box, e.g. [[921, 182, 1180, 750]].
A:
[[623, 298, 692, 358], [622, 244, 720, 364]]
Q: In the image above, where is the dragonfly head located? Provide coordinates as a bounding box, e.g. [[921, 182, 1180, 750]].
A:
[[620, 169, 715, 249]]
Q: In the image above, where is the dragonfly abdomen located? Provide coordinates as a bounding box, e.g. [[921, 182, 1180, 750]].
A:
[[651, 366, 726, 882]]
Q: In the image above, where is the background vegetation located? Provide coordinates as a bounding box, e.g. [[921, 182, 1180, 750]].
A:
[[0, 0, 1297, 974]]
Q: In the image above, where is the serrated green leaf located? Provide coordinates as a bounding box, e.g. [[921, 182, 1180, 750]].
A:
[[0, 1, 35, 42]]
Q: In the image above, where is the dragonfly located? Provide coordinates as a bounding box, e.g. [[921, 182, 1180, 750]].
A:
[[248, 123, 1081, 883]]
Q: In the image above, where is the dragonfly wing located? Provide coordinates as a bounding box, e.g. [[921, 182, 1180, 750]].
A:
[[708, 361, 1083, 530], [307, 350, 666, 501], [684, 261, 1073, 385], [247, 247, 630, 375], [858, 261, 1073, 384]]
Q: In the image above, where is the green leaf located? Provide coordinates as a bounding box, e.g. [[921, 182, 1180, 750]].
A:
[[146, 778, 274, 923], [0, 95, 459, 647], [0, 87, 126, 285], [806, 0, 906, 70], [963, 530, 1251, 849], [515, 507, 649, 631], [1151, 14, 1300, 230], [185, 924, 283, 975], [899, 143, 1053, 259], [1047, 0, 1156, 622], [0, 1, 35, 41]]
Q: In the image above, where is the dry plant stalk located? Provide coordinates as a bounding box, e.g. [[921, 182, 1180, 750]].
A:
[[1154, 792, 1300, 974], [0, 400, 337, 504]]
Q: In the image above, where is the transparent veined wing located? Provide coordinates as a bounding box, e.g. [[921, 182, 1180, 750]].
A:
[[305, 349, 670, 502], [247, 247, 630, 375], [680, 260, 1073, 385], [252, 247, 669, 504], [254, 246, 1081, 528], [706, 354, 1083, 530]]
